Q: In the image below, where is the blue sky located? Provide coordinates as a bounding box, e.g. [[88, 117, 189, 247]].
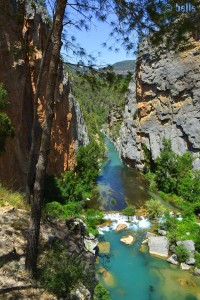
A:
[[62, 18, 137, 66]]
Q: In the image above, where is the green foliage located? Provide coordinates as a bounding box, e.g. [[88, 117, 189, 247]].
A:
[[145, 172, 157, 191], [174, 244, 189, 263], [154, 139, 200, 212], [44, 141, 103, 204], [44, 201, 82, 220], [195, 252, 200, 268], [163, 212, 200, 245], [0, 113, 15, 152], [84, 209, 104, 236], [0, 83, 7, 109], [94, 282, 111, 300], [40, 241, 87, 297], [72, 71, 131, 139], [142, 144, 152, 171], [0, 84, 14, 153], [163, 211, 178, 231], [122, 206, 136, 217], [145, 198, 164, 219]]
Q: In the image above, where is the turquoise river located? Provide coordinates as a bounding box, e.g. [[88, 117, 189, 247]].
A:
[[96, 137, 200, 300]]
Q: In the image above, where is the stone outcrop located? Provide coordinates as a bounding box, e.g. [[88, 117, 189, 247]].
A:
[[116, 34, 200, 171], [0, 0, 89, 190], [148, 236, 169, 257]]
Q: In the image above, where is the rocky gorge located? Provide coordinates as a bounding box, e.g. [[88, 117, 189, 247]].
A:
[[108, 33, 200, 171], [0, 0, 89, 190]]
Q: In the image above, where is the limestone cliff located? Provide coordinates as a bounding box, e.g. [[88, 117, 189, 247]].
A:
[[0, 0, 89, 189], [116, 35, 200, 171]]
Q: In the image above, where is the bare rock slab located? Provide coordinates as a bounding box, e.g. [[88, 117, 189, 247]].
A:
[[115, 223, 127, 232], [120, 235, 135, 245], [148, 236, 169, 257]]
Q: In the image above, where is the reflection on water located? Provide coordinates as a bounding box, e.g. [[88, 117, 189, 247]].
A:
[[96, 137, 150, 211]]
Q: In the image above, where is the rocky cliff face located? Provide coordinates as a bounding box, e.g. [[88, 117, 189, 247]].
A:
[[117, 35, 200, 171], [0, 0, 89, 189]]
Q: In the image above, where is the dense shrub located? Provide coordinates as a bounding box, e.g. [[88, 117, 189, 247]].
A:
[[94, 282, 111, 300], [40, 241, 87, 297], [195, 252, 200, 268], [84, 209, 104, 236], [174, 244, 189, 263], [122, 206, 136, 217], [145, 198, 164, 219], [44, 141, 103, 206], [72, 71, 132, 139], [44, 201, 83, 219], [155, 139, 200, 205]]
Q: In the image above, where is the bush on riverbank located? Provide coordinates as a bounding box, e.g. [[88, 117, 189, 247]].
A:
[[145, 198, 164, 219], [40, 241, 84, 297], [174, 244, 189, 263], [146, 139, 200, 215], [145, 139, 200, 268], [94, 282, 111, 300], [122, 206, 136, 218]]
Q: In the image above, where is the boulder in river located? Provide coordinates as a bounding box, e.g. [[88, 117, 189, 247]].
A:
[[148, 236, 169, 257], [120, 235, 135, 245], [98, 242, 110, 254], [115, 223, 127, 232], [103, 271, 116, 288]]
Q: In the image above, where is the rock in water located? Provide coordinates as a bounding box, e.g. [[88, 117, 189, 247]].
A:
[[120, 235, 135, 245], [115, 223, 127, 232], [103, 271, 116, 288], [148, 236, 169, 257], [98, 242, 110, 254], [167, 254, 178, 265]]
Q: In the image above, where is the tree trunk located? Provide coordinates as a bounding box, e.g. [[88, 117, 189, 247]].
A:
[[25, 0, 67, 276], [26, 27, 53, 204]]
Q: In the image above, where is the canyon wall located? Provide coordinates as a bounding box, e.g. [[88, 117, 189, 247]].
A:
[[116, 35, 200, 171], [0, 0, 89, 189]]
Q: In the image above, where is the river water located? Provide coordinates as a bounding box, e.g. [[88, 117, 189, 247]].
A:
[[97, 137, 200, 300]]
